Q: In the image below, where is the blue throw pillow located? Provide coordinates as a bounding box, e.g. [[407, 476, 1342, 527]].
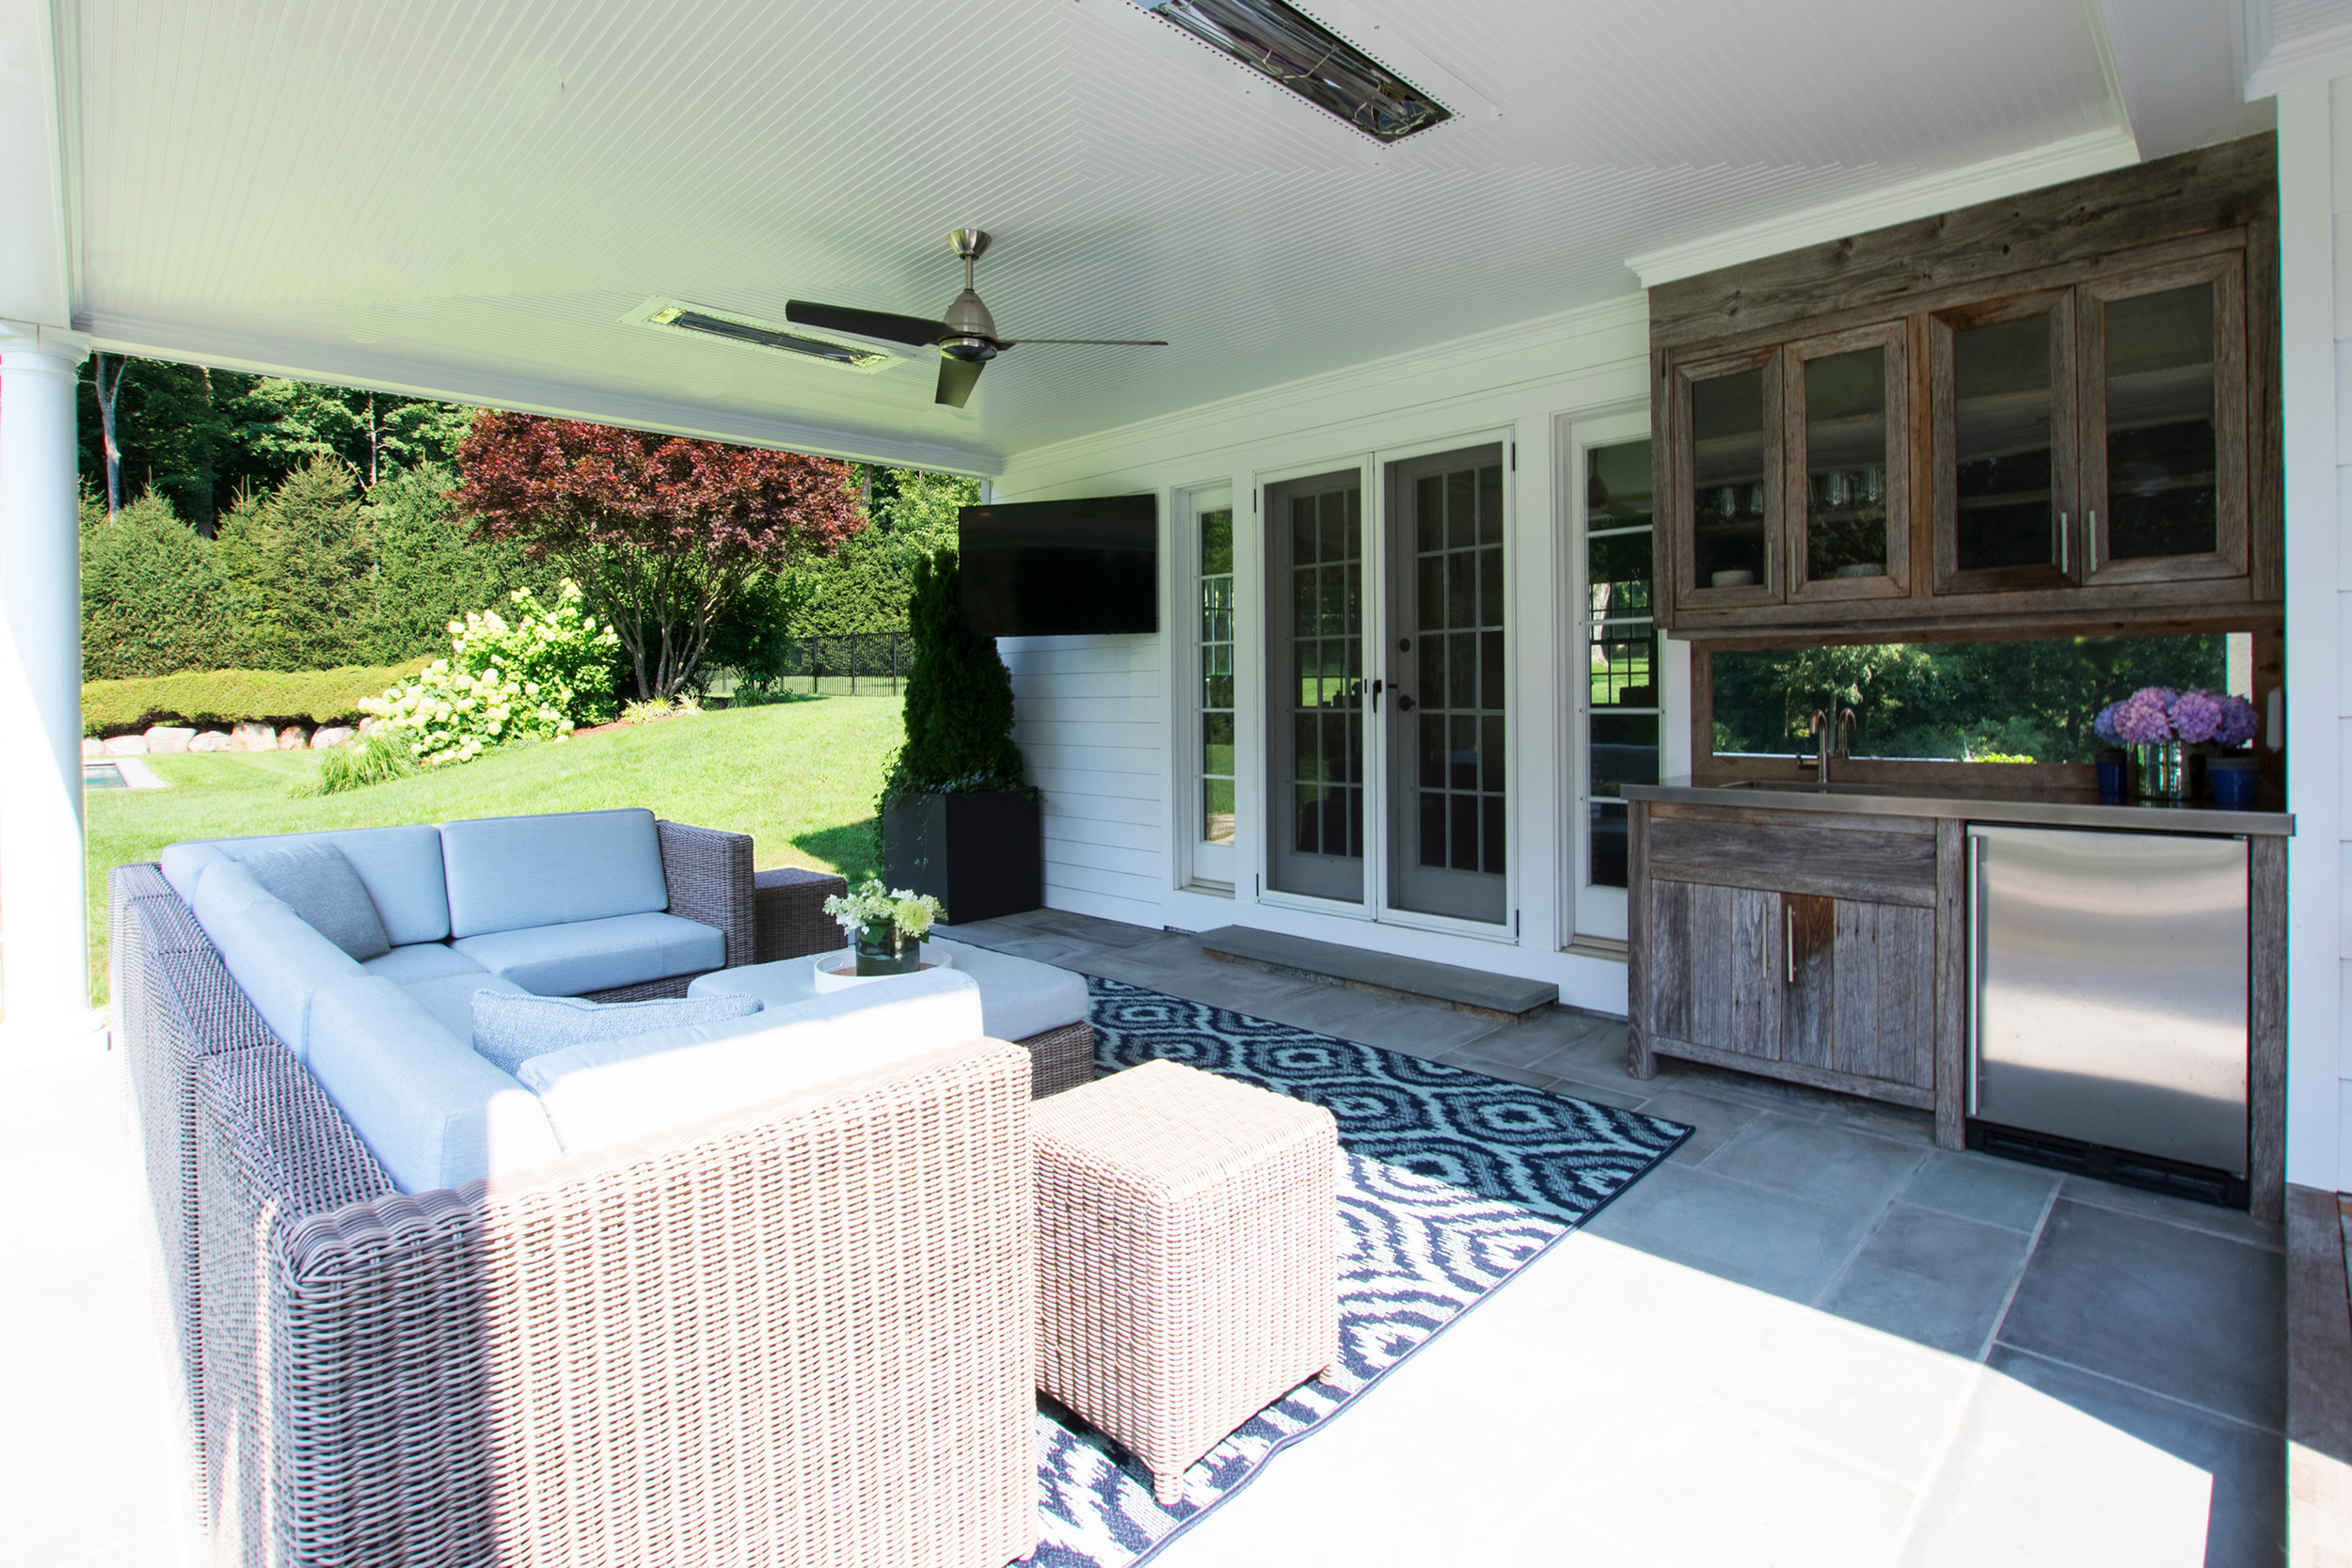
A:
[[230, 841, 392, 961], [471, 990, 762, 1076]]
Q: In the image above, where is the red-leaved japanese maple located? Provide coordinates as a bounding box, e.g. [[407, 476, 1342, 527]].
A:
[[453, 413, 862, 700]]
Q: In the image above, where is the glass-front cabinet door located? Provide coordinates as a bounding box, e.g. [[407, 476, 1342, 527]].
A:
[[1670, 348, 1781, 612], [2078, 255, 2248, 586], [1930, 290, 2077, 594], [1785, 322, 1907, 603]]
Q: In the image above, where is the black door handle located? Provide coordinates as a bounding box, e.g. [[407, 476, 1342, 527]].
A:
[[1396, 692, 1417, 713]]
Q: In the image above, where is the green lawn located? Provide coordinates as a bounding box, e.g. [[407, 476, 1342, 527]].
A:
[[87, 695, 902, 1000]]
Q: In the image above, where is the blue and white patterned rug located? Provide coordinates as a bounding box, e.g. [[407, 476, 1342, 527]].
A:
[[1027, 976, 1691, 1567]]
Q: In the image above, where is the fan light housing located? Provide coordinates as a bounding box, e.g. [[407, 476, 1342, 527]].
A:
[[1127, 0, 1451, 142], [623, 298, 898, 372]]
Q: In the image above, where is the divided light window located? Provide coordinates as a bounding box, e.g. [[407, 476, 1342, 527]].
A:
[[1585, 438, 1658, 891], [1200, 505, 1236, 845]]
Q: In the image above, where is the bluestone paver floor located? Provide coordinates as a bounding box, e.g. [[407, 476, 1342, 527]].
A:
[[6, 909, 2283, 1567], [953, 910, 2286, 1567]]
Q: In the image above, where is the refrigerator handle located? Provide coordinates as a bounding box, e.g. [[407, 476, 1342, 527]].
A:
[[1966, 832, 1983, 1116]]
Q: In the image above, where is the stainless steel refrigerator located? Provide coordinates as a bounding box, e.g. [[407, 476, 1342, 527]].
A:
[[1967, 825, 2249, 1182]]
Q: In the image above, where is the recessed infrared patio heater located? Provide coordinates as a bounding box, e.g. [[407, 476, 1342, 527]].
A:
[[1124, 0, 1453, 142]]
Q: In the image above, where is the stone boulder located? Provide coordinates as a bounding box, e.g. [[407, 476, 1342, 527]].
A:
[[103, 734, 149, 755], [188, 731, 233, 753], [81, 737, 103, 757], [357, 716, 380, 734], [144, 726, 196, 754], [230, 722, 277, 752], [310, 725, 355, 750], [277, 727, 310, 751]]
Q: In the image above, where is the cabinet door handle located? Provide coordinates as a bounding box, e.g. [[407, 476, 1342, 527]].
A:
[[2058, 512, 2069, 575], [1785, 913, 1795, 985], [2088, 509, 2098, 575]]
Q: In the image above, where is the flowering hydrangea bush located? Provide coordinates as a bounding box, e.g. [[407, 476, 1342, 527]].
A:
[[2092, 686, 2259, 751], [358, 580, 618, 768]]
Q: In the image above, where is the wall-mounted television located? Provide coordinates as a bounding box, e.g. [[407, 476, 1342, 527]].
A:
[[959, 494, 1158, 638]]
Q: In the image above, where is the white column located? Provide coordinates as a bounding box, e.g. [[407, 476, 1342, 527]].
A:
[[0, 320, 98, 1044]]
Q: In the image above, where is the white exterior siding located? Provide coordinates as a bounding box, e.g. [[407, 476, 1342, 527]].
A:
[[1002, 634, 1168, 927], [992, 294, 1653, 1015], [2280, 76, 2352, 1190]]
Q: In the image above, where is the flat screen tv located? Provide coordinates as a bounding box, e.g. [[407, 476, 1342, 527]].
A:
[[959, 494, 1157, 638]]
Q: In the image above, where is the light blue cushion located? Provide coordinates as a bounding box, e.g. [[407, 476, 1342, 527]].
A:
[[305, 977, 562, 1194], [450, 911, 723, 996], [361, 943, 489, 985], [230, 841, 391, 960], [405, 972, 532, 1040], [519, 969, 987, 1157], [167, 824, 451, 945], [439, 809, 669, 939], [184, 861, 364, 1061], [158, 842, 229, 903], [470, 990, 763, 1075]]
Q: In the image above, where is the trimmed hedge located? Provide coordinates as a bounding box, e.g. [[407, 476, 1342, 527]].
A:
[[82, 659, 431, 737]]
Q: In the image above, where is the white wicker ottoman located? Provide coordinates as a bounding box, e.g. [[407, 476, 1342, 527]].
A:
[[1031, 1058, 1339, 1505]]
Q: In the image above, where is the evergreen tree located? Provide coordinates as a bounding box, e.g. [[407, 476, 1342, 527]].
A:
[[890, 551, 1025, 799], [213, 456, 376, 670], [361, 462, 558, 663], [788, 467, 977, 634], [80, 488, 232, 678]]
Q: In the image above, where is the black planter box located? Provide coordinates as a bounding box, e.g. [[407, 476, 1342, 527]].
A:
[[882, 791, 1041, 925]]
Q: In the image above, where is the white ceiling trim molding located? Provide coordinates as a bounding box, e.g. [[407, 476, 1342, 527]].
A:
[[1005, 291, 1648, 479], [81, 314, 1002, 476], [0, 0, 75, 327], [1625, 125, 2143, 291], [2243, 0, 2352, 99]]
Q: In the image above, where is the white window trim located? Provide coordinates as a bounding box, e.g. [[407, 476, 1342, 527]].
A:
[[1171, 480, 1238, 895]]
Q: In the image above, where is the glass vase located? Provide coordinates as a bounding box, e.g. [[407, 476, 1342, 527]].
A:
[[2127, 740, 2187, 801], [852, 924, 918, 976]]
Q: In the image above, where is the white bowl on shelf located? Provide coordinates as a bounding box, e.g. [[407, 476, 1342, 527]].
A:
[[1708, 569, 1756, 588], [1833, 562, 1885, 578]]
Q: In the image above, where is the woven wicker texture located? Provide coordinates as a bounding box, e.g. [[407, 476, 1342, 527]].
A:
[[1021, 1021, 1096, 1099], [1032, 1058, 1339, 1505], [753, 866, 849, 963], [112, 865, 282, 1518], [197, 1029, 1039, 1568]]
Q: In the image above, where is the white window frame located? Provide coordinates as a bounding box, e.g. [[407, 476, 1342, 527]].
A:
[[1172, 481, 1238, 895], [1557, 403, 1666, 947]]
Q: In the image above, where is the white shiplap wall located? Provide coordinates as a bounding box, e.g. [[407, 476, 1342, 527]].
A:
[[991, 292, 1655, 1015], [1000, 634, 1168, 928], [2279, 74, 2352, 1193]]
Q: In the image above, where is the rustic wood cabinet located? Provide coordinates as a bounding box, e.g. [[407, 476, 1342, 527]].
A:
[[1628, 801, 1965, 1148], [1650, 134, 2279, 638]]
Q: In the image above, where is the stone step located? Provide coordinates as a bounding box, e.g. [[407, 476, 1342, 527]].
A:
[[1195, 926, 1558, 1021]]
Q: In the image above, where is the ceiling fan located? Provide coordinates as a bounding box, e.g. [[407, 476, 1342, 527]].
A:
[[787, 230, 1168, 408]]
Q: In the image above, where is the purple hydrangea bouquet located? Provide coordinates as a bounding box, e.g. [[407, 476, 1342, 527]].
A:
[[2091, 686, 2257, 801]]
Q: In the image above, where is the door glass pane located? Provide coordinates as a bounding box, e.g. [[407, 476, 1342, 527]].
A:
[[1953, 314, 2057, 572], [1583, 438, 1658, 893], [2106, 283, 2217, 561], [1266, 477, 1363, 900], [1804, 346, 1889, 581], [1199, 506, 1235, 845], [1389, 444, 1507, 923], [1690, 369, 1767, 590]]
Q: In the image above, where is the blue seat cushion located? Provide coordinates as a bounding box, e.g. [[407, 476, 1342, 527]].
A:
[[361, 943, 489, 985], [439, 809, 670, 939], [184, 860, 364, 1061], [166, 825, 451, 945], [449, 911, 724, 996], [306, 977, 562, 1194], [470, 990, 762, 1075]]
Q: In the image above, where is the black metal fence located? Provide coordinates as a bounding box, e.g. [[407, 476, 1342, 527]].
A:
[[760, 630, 910, 696]]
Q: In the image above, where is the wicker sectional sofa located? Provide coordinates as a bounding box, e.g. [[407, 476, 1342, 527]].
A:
[[114, 809, 1040, 1568]]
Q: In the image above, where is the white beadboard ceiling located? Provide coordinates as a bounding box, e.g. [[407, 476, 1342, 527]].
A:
[[56, 0, 2268, 471]]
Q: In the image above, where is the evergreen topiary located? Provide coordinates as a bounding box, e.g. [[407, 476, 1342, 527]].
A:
[[882, 551, 1026, 807]]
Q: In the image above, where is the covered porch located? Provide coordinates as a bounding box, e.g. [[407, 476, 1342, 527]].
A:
[[6, 1, 2351, 1564]]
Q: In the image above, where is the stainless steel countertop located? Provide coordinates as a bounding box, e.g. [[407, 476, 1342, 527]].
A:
[[1622, 777, 2296, 836]]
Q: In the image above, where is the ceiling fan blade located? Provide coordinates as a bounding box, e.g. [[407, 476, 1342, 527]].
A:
[[1002, 338, 1169, 347], [935, 356, 985, 408], [785, 300, 946, 348]]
